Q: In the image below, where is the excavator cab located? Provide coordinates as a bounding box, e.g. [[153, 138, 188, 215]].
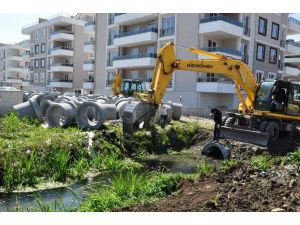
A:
[[121, 79, 147, 97]]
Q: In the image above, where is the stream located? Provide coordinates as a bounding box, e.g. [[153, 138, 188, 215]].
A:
[[0, 152, 222, 212]]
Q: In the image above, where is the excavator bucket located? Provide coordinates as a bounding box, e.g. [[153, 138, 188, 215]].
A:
[[220, 126, 270, 147]]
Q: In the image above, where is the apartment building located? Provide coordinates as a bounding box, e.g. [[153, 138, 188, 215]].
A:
[[21, 14, 93, 93], [0, 40, 31, 89], [283, 17, 300, 82], [86, 13, 299, 111]]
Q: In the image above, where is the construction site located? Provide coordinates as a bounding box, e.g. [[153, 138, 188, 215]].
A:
[[0, 38, 299, 212]]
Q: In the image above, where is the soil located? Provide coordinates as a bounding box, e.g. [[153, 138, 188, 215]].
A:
[[119, 127, 300, 212]]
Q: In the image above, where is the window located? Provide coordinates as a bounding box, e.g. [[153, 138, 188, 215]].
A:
[[160, 15, 175, 37], [241, 42, 248, 63], [206, 73, 216, 82], [40, 58, 45, 68], [131, 47, 139, 56], [40, 73, 45, 82], [146, 70, 153, 80], [209, 13, 218, 17], [269, 47, 278, 64], [146, 46, 155, 55], [255, 71, 264, 83], [271, 22, 279, 40], [106, 71, 115, 87], [130, 70, 138, 79], [256, 43, 265, 61], [208, 40, 217, 48], [258, 17, 267, 36], [41, 43, 45, 53], [35, 45, 39, 54], [34, 73, 38, 82], [268, 72, 276, 80], [34, 59, 39, 68], [107, 50, 116, 66], [287, 84, 300, 116]]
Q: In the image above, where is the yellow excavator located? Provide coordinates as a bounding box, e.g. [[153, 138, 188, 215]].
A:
[[122, 42, 300, 146]]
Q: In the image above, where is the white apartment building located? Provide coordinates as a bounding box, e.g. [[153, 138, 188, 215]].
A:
[[21, 14, 93, 93], [283, 17, 300, 82], [0, 40, 31, 90], [84, 13, 300, 112]]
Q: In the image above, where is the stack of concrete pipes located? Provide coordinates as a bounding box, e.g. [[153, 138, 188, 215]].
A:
[[12, 91, 183, 130]]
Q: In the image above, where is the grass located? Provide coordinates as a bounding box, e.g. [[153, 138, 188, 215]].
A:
[[220, 159, 239, 172], [287, 150, 300, 165], [0, 113, 200, 192], [197, 160, 215, 177], [78, 171, 186, 212], [249, 155, 282, 171]]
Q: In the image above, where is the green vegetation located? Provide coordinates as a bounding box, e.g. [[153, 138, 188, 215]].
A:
[[287, 150, 300, 165], [249, 155, 282, 171], [197, 160, 215, 177], [220, 159, 239, 172], [0, 113, 201, 192], [79, 171, 185, 212]]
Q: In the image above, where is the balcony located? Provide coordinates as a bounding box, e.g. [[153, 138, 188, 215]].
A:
[[285, 55, 300, 64], [113, 53, 156, 68], [51, 30, 74, 41], [6, 55, 23, 61], [50, 63, 73, 72], [196, 77, 235, 93], [199, 15, 243, 38], [50, 79, 73, 88], [114, 27, 158, 47], [284, 64, 300, 76], [5, 78, 23, 84], [84, 41, 95, 53], [6, 66, 30, 74], [286, 40, 300, 54], [84, 21, 96, 33], [22, 54, 31, 61], [199, 47, 242, 59], [83, 60, 95, 71], [114, 13, 158, 25], [83, 79, 95, 89], [50, 46, 74, 57], [287, 17, 300, 35]]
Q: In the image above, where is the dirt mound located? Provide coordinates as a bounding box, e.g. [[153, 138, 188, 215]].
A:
[[121, 162, 300, 212], [191, 129, 212, 146]]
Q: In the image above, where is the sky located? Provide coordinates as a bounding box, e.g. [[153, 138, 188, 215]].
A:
[[0, 13, 74, 44], [0, 13, 300, 44]]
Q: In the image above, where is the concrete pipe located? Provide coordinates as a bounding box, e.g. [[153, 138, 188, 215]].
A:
[[168, 102, 183, 121], [201, 142, 231, 160], [116, 101, 129, 119], [76, 102, 105, 129], [13, 101, 37, 119], [39, 99, 52, 118], [46, 102, 76, 128]]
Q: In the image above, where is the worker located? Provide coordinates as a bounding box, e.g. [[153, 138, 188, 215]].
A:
[[159, 100, 168, 128], [270, 85, 286, 112], [210, 108, 222, 141]]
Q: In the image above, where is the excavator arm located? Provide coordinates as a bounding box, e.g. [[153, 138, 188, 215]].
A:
[[147, 42, 258, 113]]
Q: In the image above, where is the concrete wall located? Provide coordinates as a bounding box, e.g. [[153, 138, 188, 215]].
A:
[[0, 90, 23, 115], [73, 24, 89, 90], [95, 13, 109, 93]]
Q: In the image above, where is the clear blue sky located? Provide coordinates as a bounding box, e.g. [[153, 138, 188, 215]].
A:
[[0, 13, 300, 44]]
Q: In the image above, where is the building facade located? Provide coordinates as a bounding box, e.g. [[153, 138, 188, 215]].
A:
[[21, 14, 93, 93], [0, 40, 31, 89], [86, 13, 300, 111]]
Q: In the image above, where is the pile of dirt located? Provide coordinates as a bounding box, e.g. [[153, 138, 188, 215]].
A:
[[121, 162, 300, 212]]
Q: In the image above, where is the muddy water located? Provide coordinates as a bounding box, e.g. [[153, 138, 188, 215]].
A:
[[0, 151, 222, 212]]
